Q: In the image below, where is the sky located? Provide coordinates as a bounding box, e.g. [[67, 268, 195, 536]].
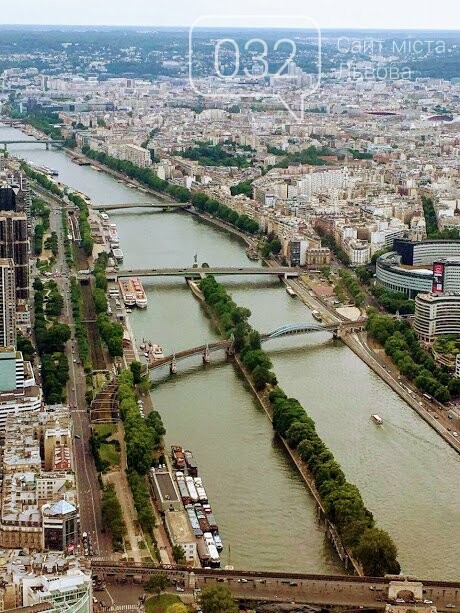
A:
[[0, 0, 459, 30]]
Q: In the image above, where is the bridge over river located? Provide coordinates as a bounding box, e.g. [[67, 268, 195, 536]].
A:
[[110, 266, 301, 280], [94, 201, 186, 210], [146, 321, 366, 370], [91, 562, 460, 611]]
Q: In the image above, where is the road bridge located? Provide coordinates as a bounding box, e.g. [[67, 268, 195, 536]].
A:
[[146, 321, 366, 371], [111, 266, 301, 280], [0, 139, 64, 150], [91, 562, 460, 611], [94, 201, 187, 210]]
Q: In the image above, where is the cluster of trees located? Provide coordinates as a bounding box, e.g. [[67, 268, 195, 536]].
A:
[[348, 148, 373, 160], [89, 428, 119, 473], [274, 145, 330, 168], [199, 585, 238, 613], [230, 179, 253, 198], [70, 277, 92, 373], [176, 142, 252, 168], [127, 470, 156, 535], [199, 276, 277, 391], [366, 312, 460, 401], [97, 313, 124, 358], [17, 334, 34, 362], [261, 233, 282, 258], [93, 252, 108, 291], [117, 369, 165, 475], [33, 278, 71, 403], [62, 208, 73, 265], [268, 386, 400, 576], [44, 280, 64, 318], [44, 231, 59, 256], [315, 228, 350, 265], [191, 192, 259, 234], [67, 192, 93, 256], [422, 196, 439, 237], [31, 197, 50, 256], [101, 483, 126, 551], [21, 162, 62, 196], [370, 285, 415, 315], [338, 269, 365, 307]]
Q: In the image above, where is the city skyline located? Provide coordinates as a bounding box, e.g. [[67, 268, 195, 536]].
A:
[[0, 0, 459, 30]]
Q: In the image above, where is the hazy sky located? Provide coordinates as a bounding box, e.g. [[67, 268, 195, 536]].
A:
[[0, 0, 459, 30]]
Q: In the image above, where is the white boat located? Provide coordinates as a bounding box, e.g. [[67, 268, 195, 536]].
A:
[[371, 414, 383, 425], [151, 344, 164, 360]]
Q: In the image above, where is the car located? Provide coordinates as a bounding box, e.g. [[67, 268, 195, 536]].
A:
[[217, 578, 225, 583], [446, 605, 455, 609], [74, 434, 81, 439], [452, 432, 458, 437], [176, 586, 184, 592], [237, 578, 248, 583], [423, 600, 433, 605], [73, 359, 77, 363], [395, 598, 405, 604], [289, 581, 298, 587]]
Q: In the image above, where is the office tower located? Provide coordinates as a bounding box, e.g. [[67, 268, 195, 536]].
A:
[[0, 258, 16, 348], [0, 212, 29, 299]]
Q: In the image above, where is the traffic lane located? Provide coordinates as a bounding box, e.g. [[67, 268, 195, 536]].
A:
[[196, 576, 386, 606]]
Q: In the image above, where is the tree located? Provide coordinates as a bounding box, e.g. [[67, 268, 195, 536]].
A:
[[172, 544, 186, 564], [354, 527, 400, 576], [200, 585, 238, 613], [145, 573, 169, 595], [130, 361, 143, 384]]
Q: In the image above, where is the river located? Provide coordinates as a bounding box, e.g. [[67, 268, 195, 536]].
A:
[[4, 125, 459, 580]]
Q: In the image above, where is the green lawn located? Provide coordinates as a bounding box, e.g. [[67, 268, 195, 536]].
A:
[[93, 424, 117, 438], [99, 443, 120, 467], [145, 594, 183, 613]]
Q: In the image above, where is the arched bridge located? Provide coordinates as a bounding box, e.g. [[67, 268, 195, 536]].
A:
[[146, 321, 365, 371], [94, 201, 188, 210]]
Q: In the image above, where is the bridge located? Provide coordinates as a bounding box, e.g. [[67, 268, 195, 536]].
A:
[[91, 561, 460, 611], [146, 321, 365, 371], [112, 267, 301, 280], [0, 139, 64, 150], [94, 201, 187, 210]]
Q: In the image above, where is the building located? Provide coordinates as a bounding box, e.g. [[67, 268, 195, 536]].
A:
[[122, 144, 151, 167], [0, 550, 92, 612], [376, 252, 460, 298], [0, 409, 77, 550], [414, 293, 460, 342], [0, 212, 29, 300], [164, 510, 197, 563], [149, 468, 182, 513], [0, 259, 16, 348], [394, 238, 460, 266], [0, 348, 40, 432]]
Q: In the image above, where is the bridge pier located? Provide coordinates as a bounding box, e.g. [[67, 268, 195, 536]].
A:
[[203, 344, 210, 364], [170, 354, 177, 374]]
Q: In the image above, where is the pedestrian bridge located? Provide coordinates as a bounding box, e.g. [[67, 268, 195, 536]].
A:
[[111, 267, 301, 279], [146, 321, 352, 371]]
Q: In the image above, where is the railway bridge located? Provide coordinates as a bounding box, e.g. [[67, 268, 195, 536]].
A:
[[90, 562, 460, 611]]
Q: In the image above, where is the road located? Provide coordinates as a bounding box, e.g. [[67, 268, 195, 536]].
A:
[[35, 189, 113, 557]]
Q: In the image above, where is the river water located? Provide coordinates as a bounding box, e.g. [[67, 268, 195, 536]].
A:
[[4, 126, 459, 580]]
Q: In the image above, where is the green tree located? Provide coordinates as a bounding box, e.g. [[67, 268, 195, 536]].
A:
[[145, 573, 169, 595], [130, 360, 143, 384], [172, 544, 186, 564], [200, 585, 238, 613], [354, 527, 400, 576]]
